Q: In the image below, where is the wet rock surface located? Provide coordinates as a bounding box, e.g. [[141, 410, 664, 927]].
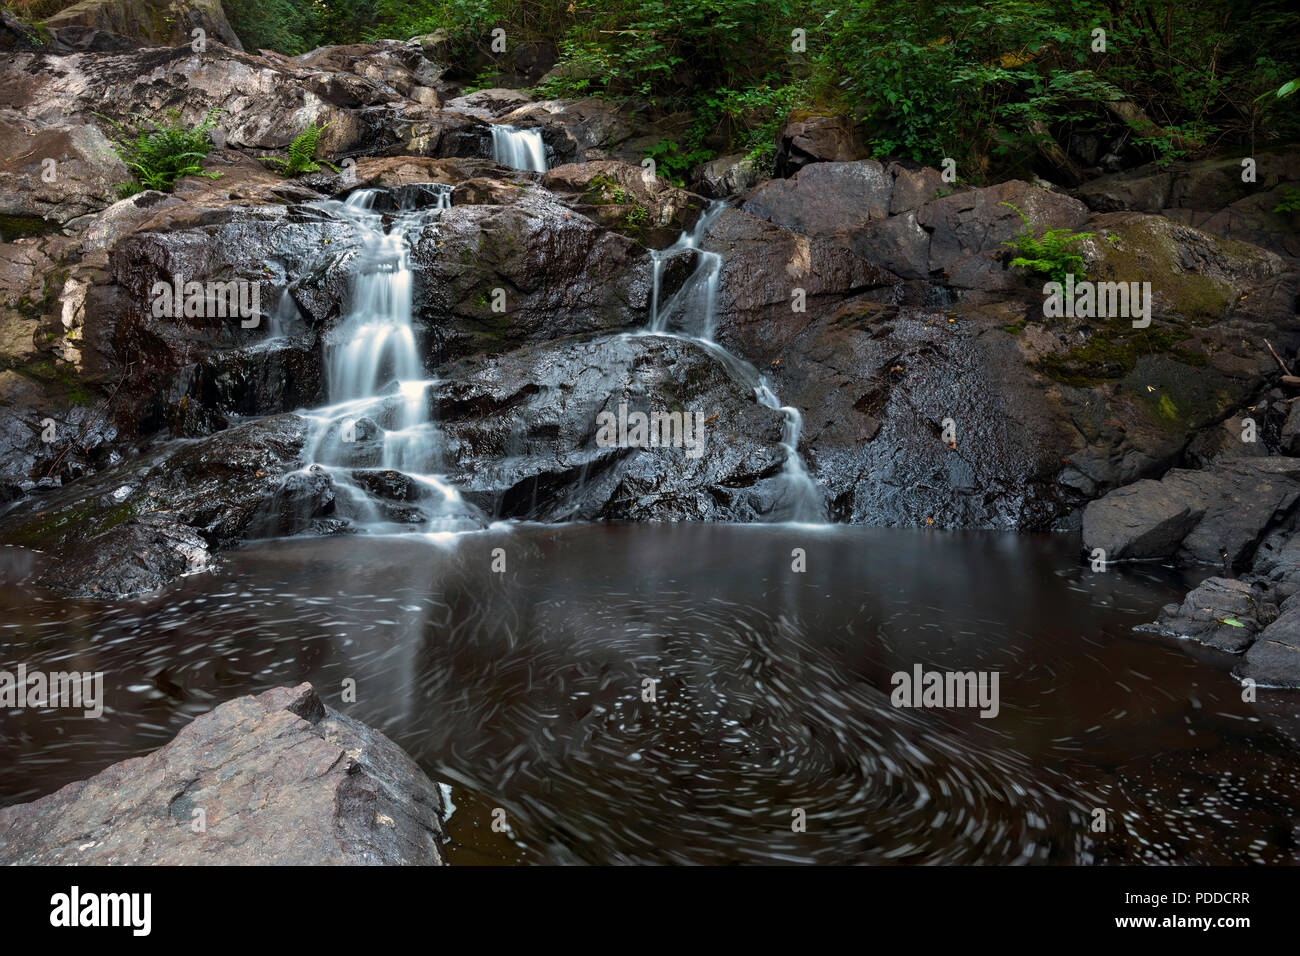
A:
[[1140, 577, 1277, 652], [1082, 457, 1300, 566], [0, 683, 447, 864], [429, 333, 789, 521], [0, 414, 308, 595]]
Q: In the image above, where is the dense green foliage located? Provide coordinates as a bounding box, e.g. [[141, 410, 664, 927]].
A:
[[220, 0, 1300, 180], [100, 108, 223, 197]]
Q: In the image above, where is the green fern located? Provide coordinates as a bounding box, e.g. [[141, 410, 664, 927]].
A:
[[1273, 185, 1300, 214], [1000, 201, 1093, 285], [99, 108, 223, 197], [262, 122, 337, 176]]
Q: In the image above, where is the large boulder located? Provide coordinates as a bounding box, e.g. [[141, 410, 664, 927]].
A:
[[424, 333, 793, 521], [702, 206, 898, 355], [0, 683, 447, 864], [0, 113, 128, 225], [1237, 610, 1300, 689], [763, 300, 1076, 528], [43, 0, 243, 50], [410, 184, 651, 361], [1082, 457, 1300, 566], [1073, 150, 1300, 260], [773, 112, 869, 178], [295, 40, 451, 108]]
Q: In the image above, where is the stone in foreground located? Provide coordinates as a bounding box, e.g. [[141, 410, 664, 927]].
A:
[[1237, 606, 1300, 689], [1138, 576, 1276, 652], [0, 683, 446, 865]]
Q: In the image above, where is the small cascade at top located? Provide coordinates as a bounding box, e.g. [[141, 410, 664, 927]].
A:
[[281, 184, 484, 536], [491, 124, 548, 172], [646, 201, 826, 524]]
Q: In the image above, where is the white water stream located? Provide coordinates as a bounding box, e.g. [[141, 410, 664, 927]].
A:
[[647, 201, 826, 523], [491, 125, 548, 172]]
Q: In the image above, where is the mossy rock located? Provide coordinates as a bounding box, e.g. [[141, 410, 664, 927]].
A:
[[1083, 213, 1280, 326], [1037, 325, 1206, 387]]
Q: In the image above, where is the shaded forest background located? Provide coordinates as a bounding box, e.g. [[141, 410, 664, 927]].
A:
[[13, 0, 1300, 182]]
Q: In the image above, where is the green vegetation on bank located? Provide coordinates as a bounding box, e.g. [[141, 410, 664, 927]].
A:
[[0, 0, 1244, 181]]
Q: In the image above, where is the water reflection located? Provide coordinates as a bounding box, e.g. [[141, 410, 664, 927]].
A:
[[1, 525, 1297, 864]]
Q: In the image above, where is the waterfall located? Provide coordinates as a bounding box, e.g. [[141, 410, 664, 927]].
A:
[[286, 185, 483, 535], [649, 202, 726, 337], [491, 124, 548, 172], [648, 202, 826, 524]]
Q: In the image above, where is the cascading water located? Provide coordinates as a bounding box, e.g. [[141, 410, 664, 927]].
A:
[[491, 124, 548, 172], [646, 202, 826, 524], [281, 185, 485, 536]]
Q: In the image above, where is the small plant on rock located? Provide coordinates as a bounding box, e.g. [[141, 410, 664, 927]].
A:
[[1000, 201, 1094, 284], [1273, 184, 1300, 214], [100, 108, 223, 197], [261, 122, 338, 176]]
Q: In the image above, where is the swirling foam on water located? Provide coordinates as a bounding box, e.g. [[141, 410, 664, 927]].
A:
[[2, 525, 1297, 865]]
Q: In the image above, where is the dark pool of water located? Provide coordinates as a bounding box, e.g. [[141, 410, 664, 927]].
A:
[[2, 524, 1298, 864]]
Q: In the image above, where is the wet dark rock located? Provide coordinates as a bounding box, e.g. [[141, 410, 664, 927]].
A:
[[743, 160, 898, 237], [773, 113, 869, 178], [1140, 577, 1277, 652], [1082, 457, 1300, 567], [102, 211, 354, 434], [0, 369, 120, 493], [1251, 525, 1300, 602], [0, 414, 308, 594], [766, 301, 1077, 529], [38, 516, 212, 597], [0, 683, 447, 864], [857, 180, 1091, 292], [263, 466, 336, 537], [540, 160, 705, 247], [410, 189, 648, 362], [1237, 612, 1300, 689], [703, 207, 899, 357], [425, 333, 790, 521]]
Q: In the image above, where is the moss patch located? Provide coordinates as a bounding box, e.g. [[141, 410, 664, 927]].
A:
[[17, 356, 99, 406], [1037, 325, 1206, 387]]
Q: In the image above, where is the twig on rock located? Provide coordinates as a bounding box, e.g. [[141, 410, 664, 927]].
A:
[[1265, 338, 1293, 376]]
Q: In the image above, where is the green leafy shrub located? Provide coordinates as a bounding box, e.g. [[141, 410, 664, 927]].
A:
[[1001, 201, 1093, 284], [221, 0, 1300, 185], [1274, 185, 1300, 214], [100, 108, 223, 197], [261, 122, 338, 176]]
